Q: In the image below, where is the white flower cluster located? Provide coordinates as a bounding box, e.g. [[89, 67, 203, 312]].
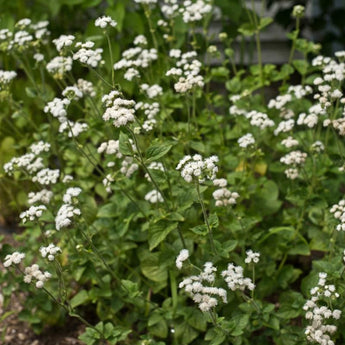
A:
[[46, 56, 73, 78], [288, 85, 313, 99], [102, 93, 136, 128], [245, 111, 274, 130], [40, 244, 61, 261], [281, 136, 299, 148], [244, 250, 260, 264], [167, 51, 204, 93], [62, 86, 83, 100], [304, 273, 341, 345], [4, 153, 44, 176], [19, 205, 47, 223], [330, 199, 345, 231], [212, 178, 239, 207], [0, 70, 17, 89], [30, 141, 50, 155], [280, 150, 307, 180], [180, 0, 212, 23], [55, 204, 81, 231], [238, 133, 255, 148], [58, 120, 88, 137], [52, 34, 75, 51], [268, 94, 292, 110], [24, 264, 51, 289], [76, 78, 96, 97], [176, 154, 218, 183], [280, 151, 307, 166], [179, 262, 227, 312], [175, 249, 189, 269], [73, 41, 103, 68], [28, 189, 53, 205], [113, 37, 157, 80], [323, 115, 345, 136], [95, 16, 117, 29], [98, 140, 122, 157], [135, 102, 160, 132], [221, 263, 255, 291], [120, 157, 139, 177], [55, 187, 82, 230], [140, 83, 163, 98], [311, 141, 325, 153], [3, 252, 25, 267], [63, 187, 82, 204], [145, 189, 164, 203], [32, 168, 60, 185], [44, 97, 70, 122], [274, 119, 295, 136]]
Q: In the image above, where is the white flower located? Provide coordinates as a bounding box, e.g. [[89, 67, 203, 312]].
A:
[[95, 16, 117, 29], [63, 187, 82, 204], [176, 154, 218, 183], [145, 189, 163, 203], [244, 250, 260, 264], [20, 205, 47, 223], [40, 244, 61, 261], [24, 264, 51, 288], [32, 169, 60, 185], [46, 56, 73, 78], [28, 189, 53, 205], [176, 249, 189, 269], [238, 133, 255, 148], [3, 252, 25, 267], [52, 34, 75, 51], [55, 204, 81, 230], [222, 263, 255, 291]]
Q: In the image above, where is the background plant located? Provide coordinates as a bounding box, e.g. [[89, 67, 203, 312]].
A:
[[1, 1, 345, 345]]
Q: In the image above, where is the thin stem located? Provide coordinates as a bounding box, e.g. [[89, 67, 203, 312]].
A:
[[195, 180, 216, 254], [106, 33, 115, 87]]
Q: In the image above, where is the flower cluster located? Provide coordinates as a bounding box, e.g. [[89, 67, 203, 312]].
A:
[[212, 179, 239, 207], [55, 188, 82, 230], [40, 244, 61, 261], [304, 273, 341, 345], [175, 249, 189, 269], [20, 205, 47, 223], [176, 154, 218, 183], [113, 36, 157, 80], [73, 41, 103, 68], [221, 263, 255, 291], [102, 92, 136, 128], [24, 264, 51, 288], [330, 199, 345, 231], [166, 50, 204, 93], [144, 189, 163, 203], [3, 252, 25, 267], [179, 262, 227, 312]]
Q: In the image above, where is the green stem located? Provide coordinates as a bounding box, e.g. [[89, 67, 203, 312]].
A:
[[195, 180, 216, 254]]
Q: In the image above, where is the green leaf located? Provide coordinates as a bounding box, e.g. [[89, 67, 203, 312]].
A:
[[176, 322, 199, 345], [208, 213, 219, 229], [97, 203, 117, 218], [292, 59, 309, 75], [149, 221, 178, 250], [70, 290, 89, 308], [205, 327, 226, 345], [258, 17, 273, 30], [190, 224, 208, 236], [141, 253, 168, 283], [119, 131, 133, 156], [121, 279, 142, 299], [145, 143, 172, 163], [238, 22, 256, 36]]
